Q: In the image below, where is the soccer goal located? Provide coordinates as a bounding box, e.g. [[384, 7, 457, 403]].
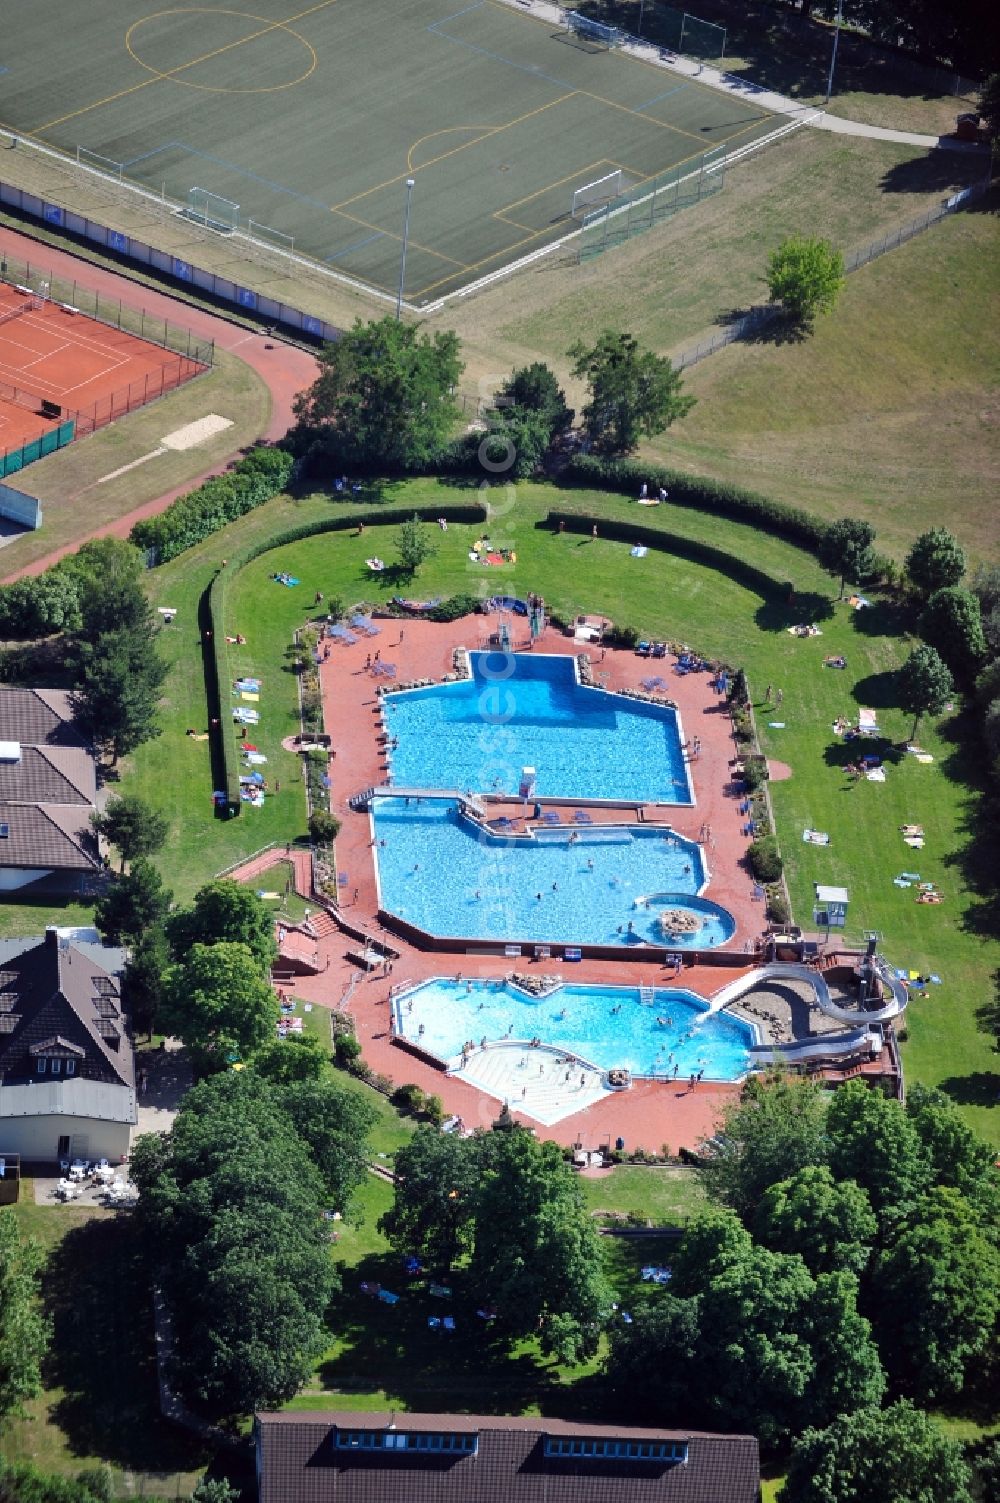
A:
[[76, 145, 125, 183], [571, 169, 623, 219], [185, 186, 240, 235], [565, 10, 620, 49]]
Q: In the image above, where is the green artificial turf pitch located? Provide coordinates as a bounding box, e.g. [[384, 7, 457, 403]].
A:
[[0, 0, 778, 302]]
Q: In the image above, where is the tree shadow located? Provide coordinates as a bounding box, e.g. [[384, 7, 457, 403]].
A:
[[753, 594, 835, 634], [317, 1252, 562, 1414], [849, 670, 901, 711], [821, 736, 903, 772], [935, 1071, 1000, 1109], [850, 598, 912, 639], [44, 1216, 209, 1473], [880, 153, 992, 196], [935, 712, 1000, 944]]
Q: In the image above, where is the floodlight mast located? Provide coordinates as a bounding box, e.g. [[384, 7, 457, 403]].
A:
[[825, 0, 844, 104], [396, 177, 415, 320]]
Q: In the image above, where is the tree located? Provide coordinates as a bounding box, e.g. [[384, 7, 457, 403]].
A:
[[699, 1073, 830, 1223], [122, 923, 169, 1038], [905, 1083, 1000, 1214], [0, 1215, 47, 1420], [67, 540, 149, 645], [825, 1079, 931, 1223], [277, 1077, 377, 1208], [395, 513, 435, 576], [72, 628, 167, 765], [379, 1126, 484, 1269], [872, 1186, 1000, 1400], [753, 1164, 877, 1275], [0, 572, 81, 639], [91, 793, 168, 871], [478, 406, 554, 479], [130, 1071, 335, 1418], [779, 1401, 973, 1503], [469, 1130, 611, 1361], [896, 643, 954, 741], [818, 517, 877, 598], [568, 330, 694, 454], [979, 72, 1000, 138], [971, 564, 1000, 658], [160, 942, 279, 1067], [497, 362, 573, 441], [919, 586, 988, 684], [906, 526, 967, 596], [94, 858, 172, 946], [250, 1032, 327, 1085], [766, 236, 845, 326], [308, 809, 340, 846], [291, 317, 463, 470], [166, 880, 277, 975]]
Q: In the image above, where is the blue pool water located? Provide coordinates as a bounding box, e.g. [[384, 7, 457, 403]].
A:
[[373, 798, 735, 947], [384, 651, 692, 803], [395, 978, 756, 1080]]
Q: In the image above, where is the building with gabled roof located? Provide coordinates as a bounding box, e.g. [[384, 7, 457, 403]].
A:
[[0, 928, 134, 1164], [0, 687, 101, 894], [255, 1412, 760, 1503]]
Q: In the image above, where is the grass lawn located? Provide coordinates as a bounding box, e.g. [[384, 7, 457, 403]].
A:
[[654, 196, 1000, 564], [0, 348, 271, 579], [577, 1166, 706, 1225]]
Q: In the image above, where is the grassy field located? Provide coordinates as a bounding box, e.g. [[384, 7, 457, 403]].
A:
[[0, 348, 271, 578], [652, 195, 1000, 564]]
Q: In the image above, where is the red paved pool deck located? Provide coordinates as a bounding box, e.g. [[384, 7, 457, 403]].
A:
[[254, 617, 777, 1151]]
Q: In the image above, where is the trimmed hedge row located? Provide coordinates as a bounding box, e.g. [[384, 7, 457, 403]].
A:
[[207, 501, 488, 814], [131, 447, 295, 563], [562, 453, 828, 552], [545, 510, 785, 601]]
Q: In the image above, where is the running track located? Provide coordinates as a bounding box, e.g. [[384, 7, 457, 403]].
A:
[[0, 223, 320, 581]]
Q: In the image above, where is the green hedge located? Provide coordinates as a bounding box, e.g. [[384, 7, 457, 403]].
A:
[[131, 447, 295, 563], [206, 501, 488, 814], [545, 510, 784, 600], [562, 454, 828, 551]]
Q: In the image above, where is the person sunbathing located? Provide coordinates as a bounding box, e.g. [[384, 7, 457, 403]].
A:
[[916, 891, 944, 904], [899, 824, 924, 836]]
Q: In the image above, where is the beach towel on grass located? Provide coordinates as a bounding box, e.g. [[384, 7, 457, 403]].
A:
[[803, 830, 830, 845], [865, 766, 886, 782]]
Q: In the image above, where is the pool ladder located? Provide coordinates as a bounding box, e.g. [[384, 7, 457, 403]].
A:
[[639, 986, 655, 1007]]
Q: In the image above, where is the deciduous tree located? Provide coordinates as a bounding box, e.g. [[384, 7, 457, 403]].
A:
[[825, 1079, 931, 1223], [160, 941, 279, 1067], [379, 1127, 484, 1269], [291, 317, 463, 471], [497, 362, 573, 440], [779, 1400, 973, 1503], [753, 1164, 877, 1275], [166, 879, 277, 975], [699, 1073, 829, 1223], [896, 643, 954, 741], [767, 236, 845, 326], [0, 1215, 47, 1420], [818, 517, 877, 598], [94, 858, 172, 947], [569, 330, 694, 454], [91, 793, 168, 871], [73, 628, 167, 765], [395, 513, 435, 576], [919, 585, 988, 684], [906, 526, 967, 596]]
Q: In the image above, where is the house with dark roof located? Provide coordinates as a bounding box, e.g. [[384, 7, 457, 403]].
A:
[[255, 1412, 761, 1503], [0, 928, 134, 1164], [0, 687, 101, 894]]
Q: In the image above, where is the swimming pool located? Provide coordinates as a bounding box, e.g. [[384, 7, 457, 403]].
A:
[[383, 651, 692, 804], [372, 798, 735, 948], [395, 978, 756, 1081]]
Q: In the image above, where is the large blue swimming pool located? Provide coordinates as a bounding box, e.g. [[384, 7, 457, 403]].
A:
[[383, 651, 692, 803], [372, 798, 735, 948], [395, 978, 756, 1080]]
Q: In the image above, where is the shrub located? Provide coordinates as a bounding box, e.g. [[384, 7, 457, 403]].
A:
[[742, 755, 769, 791], [428, 593, 481, 622], [767, 891, 792, 927], [605, 623, 639, 649], [130, 446, 295, 563], [423, 1093, 444, 1127], [333, 1034, 362, 1069], [748, 838, 783, 884], [391, 1083, 426, 1114], [309, 810, 341, 846]]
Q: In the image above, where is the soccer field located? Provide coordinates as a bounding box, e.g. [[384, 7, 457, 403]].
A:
[[0, 0, 779, 303]]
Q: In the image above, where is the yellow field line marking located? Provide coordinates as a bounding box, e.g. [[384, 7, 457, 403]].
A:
[[329, 92, 577, 214], [34, 0, 337, 133], [331, 209, 473, 270]]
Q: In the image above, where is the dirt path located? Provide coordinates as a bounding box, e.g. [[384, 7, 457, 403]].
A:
[[0, 223, 319, 580]]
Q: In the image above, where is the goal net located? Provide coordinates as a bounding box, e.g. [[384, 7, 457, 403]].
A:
[[185, 186, 240, 235], [565, 11, 620, 49], [571, 169, 623, 219]]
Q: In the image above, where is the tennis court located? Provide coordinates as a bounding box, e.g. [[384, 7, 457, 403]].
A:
[[0, 0, 780, 303], [0, 284, 207, 475]]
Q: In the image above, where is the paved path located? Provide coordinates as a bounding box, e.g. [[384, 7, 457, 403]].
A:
[[0, 222, 319, 581], [503, 0, 984, 151]]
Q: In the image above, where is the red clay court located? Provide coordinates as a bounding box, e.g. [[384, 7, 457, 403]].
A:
[[0, 281, 208, 474]]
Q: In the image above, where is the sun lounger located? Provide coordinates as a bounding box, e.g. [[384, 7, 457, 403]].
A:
[[865, 766, 886, 782], [429, 1283, 452, 1299], [443, 1316, 456, 1331], [803, 830, 830, 845], [573, 810, 593, 824], [858, 708, 879, 732], [541, 811, 561, 825], [377, 1289, 400, 1305], [904, 835, 925, 847]]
